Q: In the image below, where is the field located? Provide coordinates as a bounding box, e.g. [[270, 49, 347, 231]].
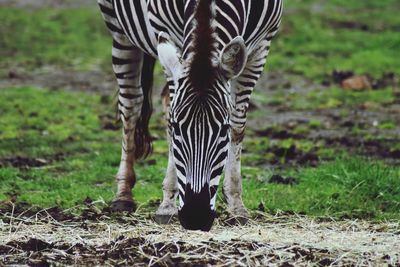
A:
[[0, 0, 399, 266]]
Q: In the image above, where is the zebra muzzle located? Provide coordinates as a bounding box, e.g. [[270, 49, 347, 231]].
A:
[[178, 185, 216, 231]]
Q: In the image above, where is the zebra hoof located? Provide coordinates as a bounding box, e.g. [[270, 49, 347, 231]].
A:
[[110, 199, 136, 212], [224, 215, 249, 226], [154, 214, 176, 224]]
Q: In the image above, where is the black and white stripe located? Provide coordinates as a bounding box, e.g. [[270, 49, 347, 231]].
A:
[[98, 0, 283, 228], [170, 75, 232, 208]]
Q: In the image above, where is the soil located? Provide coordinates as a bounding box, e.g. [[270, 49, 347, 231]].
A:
[[2, 68, 117, 95], [0, 156, 49, 169], [0, 202, 399, 266], [269, 175, 299, 185]]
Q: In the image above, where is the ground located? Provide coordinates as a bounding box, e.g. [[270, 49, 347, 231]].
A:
[[1, 202, 399, 266], [0, 0, 399, 266]]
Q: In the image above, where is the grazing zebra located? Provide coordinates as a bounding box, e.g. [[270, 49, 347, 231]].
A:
[[98, 0, 283, 231]]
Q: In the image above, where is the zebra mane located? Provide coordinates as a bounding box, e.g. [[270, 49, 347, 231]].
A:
[[189, 0, 217, 97]]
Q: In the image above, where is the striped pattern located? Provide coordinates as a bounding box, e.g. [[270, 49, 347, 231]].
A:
[[98, 0, 283, 215], [171, 76, 232, 208]]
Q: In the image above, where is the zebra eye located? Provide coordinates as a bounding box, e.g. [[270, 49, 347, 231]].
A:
[[171, 122, 181, 135], [220, 124, 230, 137]]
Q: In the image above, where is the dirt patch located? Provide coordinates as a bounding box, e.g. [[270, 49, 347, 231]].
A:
[[332, 70, 397, 90], [244, 143, 320, 168], [325, 137, 400, 159], [0, 67, 167, 114], [269, 145, 320, 167], [0, 198, 145, 225], [269, 175, 299, 185], [329, 20, 370, 32], [0, 156, 49, 169], [0, 202, 399, 266], [1, 68, 117, 94], [99, 114, 121, 131], [0, 237, 345, 266], [0, 154, 66, 170]]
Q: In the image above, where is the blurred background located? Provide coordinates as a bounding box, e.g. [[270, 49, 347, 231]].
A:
[[0, 0, 399, 220]]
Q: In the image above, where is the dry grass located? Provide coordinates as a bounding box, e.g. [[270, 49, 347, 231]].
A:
[[0, 202, 399, 266]]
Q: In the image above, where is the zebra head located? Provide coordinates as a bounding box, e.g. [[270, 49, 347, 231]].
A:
[[157, 1, 248, 231]]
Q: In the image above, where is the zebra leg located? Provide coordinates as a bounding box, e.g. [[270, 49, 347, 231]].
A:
[[110, 41, 146, 212], [155, 81, 179, 224], [224, 41, 270, 223], [98, 0, 148, 211]]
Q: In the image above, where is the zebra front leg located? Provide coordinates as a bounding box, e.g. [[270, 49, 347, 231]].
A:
[[155, 82, 179, 224], [110, 40, 145, 212], [224, 41, 270, 223], [154, 141, 178, 223], [224, 104, 249, 224]]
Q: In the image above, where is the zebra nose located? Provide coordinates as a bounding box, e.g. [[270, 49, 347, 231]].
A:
[[179, 183, 216, 231], [178, 204, 216, 231]]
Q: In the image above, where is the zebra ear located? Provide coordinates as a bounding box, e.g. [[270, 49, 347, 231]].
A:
[[157, 32, 183, 80], [219, 36, 248, 80]]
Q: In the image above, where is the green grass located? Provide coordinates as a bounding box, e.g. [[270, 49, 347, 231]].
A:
[[253, 86, 396, 111], [0, 87, 399, 220], [268, 0, 400, 80], [1, 0, 399, 80], [251, 158, 400, 219], [0, 87, 168, 207], [0, 8, 110, 71]]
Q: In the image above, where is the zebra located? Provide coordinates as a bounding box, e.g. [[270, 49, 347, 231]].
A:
[[97, 0, 283, 231]]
